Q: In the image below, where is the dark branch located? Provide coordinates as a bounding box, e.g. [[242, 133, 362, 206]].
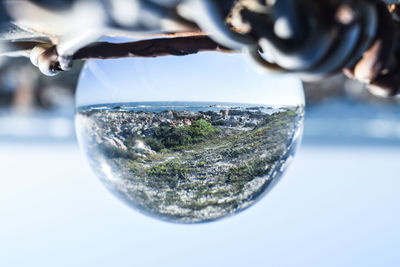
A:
[[73, 35, 231, 60]]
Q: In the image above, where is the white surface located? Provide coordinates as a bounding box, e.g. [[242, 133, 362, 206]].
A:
[[0, 142, 399, 267]]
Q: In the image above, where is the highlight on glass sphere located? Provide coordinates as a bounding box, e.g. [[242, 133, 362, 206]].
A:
[[75, 50, 305, 223]]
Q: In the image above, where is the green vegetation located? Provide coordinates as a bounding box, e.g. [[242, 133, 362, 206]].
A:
[[145, 160, 194, 187], [190, 119, 219, 138], [100, 144, 137, 159], [146, 160, 193, 178], [142, 136, 165, 152], [81, 105, 304, 223], [226, 158, 270, 188], [150, 119, 219, 151]]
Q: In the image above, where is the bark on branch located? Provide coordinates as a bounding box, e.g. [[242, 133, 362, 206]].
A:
[[73, 35, 231, 61]]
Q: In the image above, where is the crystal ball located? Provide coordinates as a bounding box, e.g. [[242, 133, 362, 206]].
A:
[[75, 51, 304, 223]]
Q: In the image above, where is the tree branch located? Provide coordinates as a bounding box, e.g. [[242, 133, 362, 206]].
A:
[[72, 35, 232, 61]]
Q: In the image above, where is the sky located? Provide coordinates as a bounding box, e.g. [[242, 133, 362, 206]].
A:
[[76, 51, 304, 107]]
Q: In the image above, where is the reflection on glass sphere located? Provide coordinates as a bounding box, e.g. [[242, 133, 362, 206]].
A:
[[75, 52, 304, 223]]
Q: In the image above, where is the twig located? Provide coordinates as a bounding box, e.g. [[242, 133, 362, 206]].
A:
[[72, 35, 232, 61]]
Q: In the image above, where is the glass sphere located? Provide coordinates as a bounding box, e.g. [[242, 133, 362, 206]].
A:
[[75, 50, 304, 223]]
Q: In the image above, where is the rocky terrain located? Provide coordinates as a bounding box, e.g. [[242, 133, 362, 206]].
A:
[[76, 103, 304, 223]]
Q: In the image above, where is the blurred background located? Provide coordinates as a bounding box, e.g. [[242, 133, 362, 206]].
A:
[[0, 55, 399, 267], [0, 57, 81, 142], [1, 55, 400, 144], [1, 0, 400, 265]]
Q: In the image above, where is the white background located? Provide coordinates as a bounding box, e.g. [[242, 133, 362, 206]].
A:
[[1, 141, 399, 267]]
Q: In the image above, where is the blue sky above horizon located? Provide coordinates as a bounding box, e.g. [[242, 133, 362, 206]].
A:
[[76, 51, 304, 107]]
